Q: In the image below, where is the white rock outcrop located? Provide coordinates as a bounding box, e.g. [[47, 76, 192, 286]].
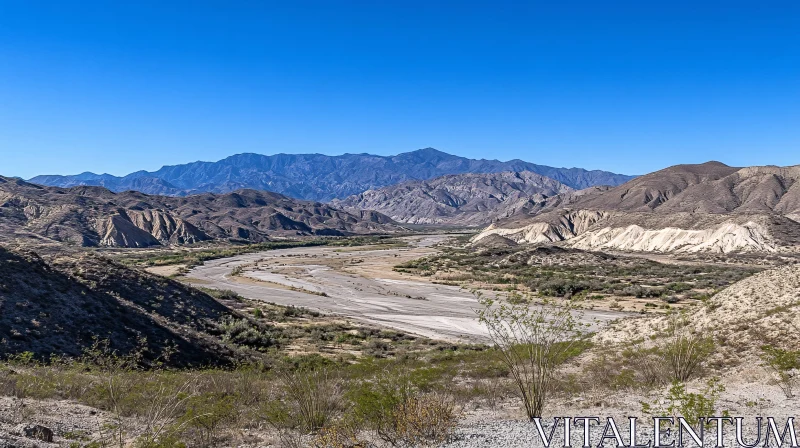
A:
[[567, 221, 776, 253], [474, 211, 779, 253]]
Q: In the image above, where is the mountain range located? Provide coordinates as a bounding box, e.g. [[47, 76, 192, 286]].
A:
[[0, 176, 398, 248], [474, 162, 800, 253], [29, 148, 635, 201], [333, 170, 574, 226]]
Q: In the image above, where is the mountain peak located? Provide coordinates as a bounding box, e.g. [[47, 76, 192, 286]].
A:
[[412, 147, 448, 155]]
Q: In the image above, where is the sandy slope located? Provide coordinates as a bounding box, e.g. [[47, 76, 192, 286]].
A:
[[596, 263, 800, 363]]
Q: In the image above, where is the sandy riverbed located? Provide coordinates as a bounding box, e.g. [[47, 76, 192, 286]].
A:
[[185, 235, 627, 342]]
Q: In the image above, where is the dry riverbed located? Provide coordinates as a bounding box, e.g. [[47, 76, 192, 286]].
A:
[[184, 235, 627, 342]]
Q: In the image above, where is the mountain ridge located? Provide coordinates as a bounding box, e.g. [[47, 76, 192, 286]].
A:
[[333, 170, 575, 226], [28, 148, 635, 201], [0, 176, 399, 248], [473, 161, 800, 253]]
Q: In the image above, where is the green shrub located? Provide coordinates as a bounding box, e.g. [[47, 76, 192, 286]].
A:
[[760, 345, 799, 398], [265, 368, 344, 433], [642, 377, 728, 424], [181, 393, 236, 447], [348, 369, 458, 446], [658, 314, 715, 382]]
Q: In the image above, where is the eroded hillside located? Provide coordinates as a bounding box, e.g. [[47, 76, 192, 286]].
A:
[[596, 262, 800, 365], [0, 176, 399, 248], [0, 246, 250, 366], [333, 170, 574, 226], [474, 163, 800, 253]]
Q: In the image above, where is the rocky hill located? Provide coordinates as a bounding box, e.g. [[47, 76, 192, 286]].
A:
[[333, 171, 574, 226], [473, 162, 800, 253], [29, 148, 635, 201], [0, 176, 398, 248], [0, 246, 250, 366]]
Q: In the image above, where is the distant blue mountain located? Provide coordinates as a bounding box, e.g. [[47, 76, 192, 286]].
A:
[[28, 148, 635, 201]]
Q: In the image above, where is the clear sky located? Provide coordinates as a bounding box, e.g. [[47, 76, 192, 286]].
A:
[[1, 1, 799, 179]]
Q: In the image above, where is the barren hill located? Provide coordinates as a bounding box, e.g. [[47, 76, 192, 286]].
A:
[[28, 148, 635, 201], [0, 176, 398, 248], [474, 162, 800, 253], [332, 171, 574, 226], [0, 246, 250, 366]]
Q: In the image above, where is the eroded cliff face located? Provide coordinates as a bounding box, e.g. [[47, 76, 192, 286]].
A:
[[472, 163, 800, 254], [567, 221, 777, 253], [95, 210, 210, 247], [474, 212, 780, 253], [476, 210, 608, 245]]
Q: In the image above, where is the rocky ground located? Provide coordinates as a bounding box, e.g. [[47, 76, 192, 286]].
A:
[[442, 374, 798, 448], [0, 396, 119, 447], [1, 370, 796, 447]]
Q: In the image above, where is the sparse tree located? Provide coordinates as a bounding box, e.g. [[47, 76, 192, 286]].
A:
[[659, 313, 714, 382], [476, 294, 589, 419]]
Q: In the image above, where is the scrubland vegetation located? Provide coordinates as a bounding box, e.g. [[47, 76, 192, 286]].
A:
[[5, 291, 780, 447], [395, 245, 761, 305], [1, 339, 497, 447]]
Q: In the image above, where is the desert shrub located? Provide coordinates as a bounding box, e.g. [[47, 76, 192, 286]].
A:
[[86, 372, 197, 448], [349, 369, 458, 447], [313, 422, 369, 448], [658, 313, 715, 382], [181, 392, 237, 447], [218, 317, 275, 349], [465, 378, 510, 409], [476, 294, 589, 419], [622, 345, 668, 388], [265, 368, 344, 433], [582, 343, 667, 393], [0, 365, 17, 396], [760, 345, 800, 398], [642, 377, 728, 424], [134, 433, 187, 448]]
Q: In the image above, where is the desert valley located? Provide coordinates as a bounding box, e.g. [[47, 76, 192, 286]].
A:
[[1, 148, 799, 447]]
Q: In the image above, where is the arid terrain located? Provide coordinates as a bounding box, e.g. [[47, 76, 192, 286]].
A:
[[0, 176, 399, 248], [3, 161, 800, 448], [2, 233, 799, 447], [181, 235, 629, 341]]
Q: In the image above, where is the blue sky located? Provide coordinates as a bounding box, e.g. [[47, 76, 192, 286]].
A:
[[1, 1, 799, 179]]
